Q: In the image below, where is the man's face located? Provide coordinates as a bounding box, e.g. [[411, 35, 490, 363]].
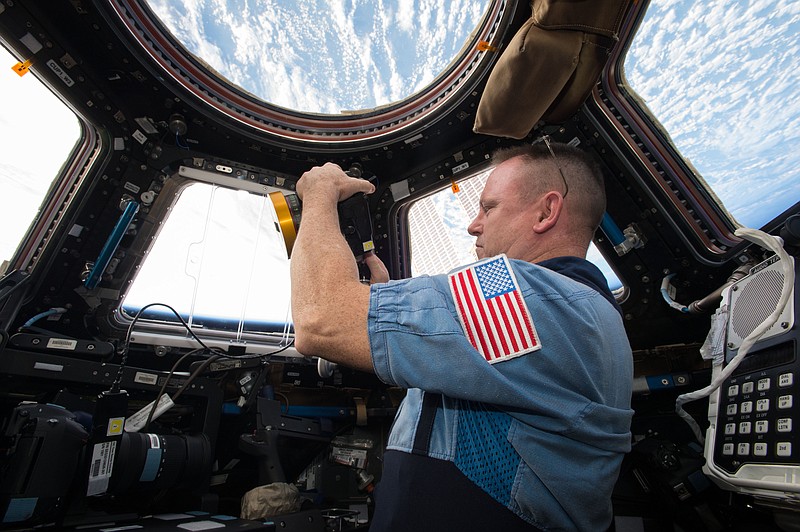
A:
[[467, 158, 535, 260]]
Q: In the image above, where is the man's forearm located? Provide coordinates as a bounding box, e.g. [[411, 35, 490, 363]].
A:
[[289, 186, 373, 371]]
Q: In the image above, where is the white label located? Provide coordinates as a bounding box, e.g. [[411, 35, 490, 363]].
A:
[[87, 441, 117, 496], [452, 162, 470, 174], [33, 362, 63, 372], [124, 394, 174, 432], [46, 59, 74, 87], [177, 520, 225, 531], [124, 181, 141, 194], [132, 130, 148, 145], [21, 33, 43, 54], [330, 447, 368, 468], [134, 117, 159, 134], [46, 338, 77, 350], [134, 372, 158, 386]]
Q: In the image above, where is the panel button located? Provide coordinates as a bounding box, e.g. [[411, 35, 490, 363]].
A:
[[779, 373, 794, 388], [726, 403, 738, 415], [754, 442, 768, 457], [756, 399, 770, 412], [778, 395, 793, 409], [758, 378, 771, 391], [742, 382, 754, 394], [723, 443, 734, 456], [739, 421, 752, 434], [737, 442, 750, 456], [778, 418, 793, 433], [725, 423, 737, 435], [741, 401, 753, 414], [755, 420, 769, 433], [777, 442, 792, 457], [728, 384, 740, 397]]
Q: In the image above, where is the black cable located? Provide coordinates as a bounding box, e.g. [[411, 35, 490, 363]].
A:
[[110, 302, 227, 393], [142, 348, 217, 432], [110, 301, 296, 427], [140, 341, 294, 430]]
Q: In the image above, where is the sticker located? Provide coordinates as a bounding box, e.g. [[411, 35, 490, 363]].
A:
[[140, 437, 162, 482], [87, 441, 117, 496], [452, 162, 469, 174], [20, 33, 43, 54], [134, 371, 158, 385], [124, 394, 174, 432], [132, 129, 147, 145], [33, 362, 63, 372], [154, 514, 194, 521], [12, 59, 32, 77], [46, 338, 77, 350], [107, 417, 125, 436], [123, 181, 141, 194], [46, 59, 74, 87], [449, 254, 540, 363], [177, 521, 225, 531], [2, 498, 37, 523], [390, 179, 411, 201], [134, 117, 159, 134]]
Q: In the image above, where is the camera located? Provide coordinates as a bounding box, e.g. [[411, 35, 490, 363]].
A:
[[268, 165, 375, 260]]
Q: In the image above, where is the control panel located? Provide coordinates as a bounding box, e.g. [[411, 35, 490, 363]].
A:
[[705, 255, 799, 500]]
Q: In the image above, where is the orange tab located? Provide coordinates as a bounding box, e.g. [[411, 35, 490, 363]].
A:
[[451, 179, 461, 193], [12, 59, 32, 77], [477, 41, 497, 52]]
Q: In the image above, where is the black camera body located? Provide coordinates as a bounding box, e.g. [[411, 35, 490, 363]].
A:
[[269, 166, 375, 261], [336, 192, 375, 261]]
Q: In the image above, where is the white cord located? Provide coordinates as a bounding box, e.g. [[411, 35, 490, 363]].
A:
[[675, 228, 795, 443]]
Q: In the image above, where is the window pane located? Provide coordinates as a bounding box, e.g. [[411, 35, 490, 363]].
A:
[[0, 46, 80, 268], [144, 0, 492, 115], [122, 183, 292, 336], [408, 171, 622, 290], [624, 1, 800, 229]]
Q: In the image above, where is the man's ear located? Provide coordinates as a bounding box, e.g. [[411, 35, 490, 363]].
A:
[[532, 191, 564, 234]]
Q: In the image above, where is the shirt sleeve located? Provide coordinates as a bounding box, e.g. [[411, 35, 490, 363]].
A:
[[367, 266, 633, 443], [368, 273, 548, 408]]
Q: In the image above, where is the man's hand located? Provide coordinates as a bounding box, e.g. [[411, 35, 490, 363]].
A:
[[364, 251, 390, 284], [296, 162, 375, 204]]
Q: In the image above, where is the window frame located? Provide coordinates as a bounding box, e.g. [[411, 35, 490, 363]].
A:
[[588, 0, 748, 262], [106, 0, 516, 147], [112, 168, 299, 356]]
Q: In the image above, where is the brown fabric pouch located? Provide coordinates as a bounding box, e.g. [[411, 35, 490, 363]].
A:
[[474, 0, 630, 139]]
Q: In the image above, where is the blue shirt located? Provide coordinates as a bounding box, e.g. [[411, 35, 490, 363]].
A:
[[367, 256, 634, 531]]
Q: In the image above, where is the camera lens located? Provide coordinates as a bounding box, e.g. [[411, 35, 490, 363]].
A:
[[268, 191, 302, 257], [108, 432, 211, 494]]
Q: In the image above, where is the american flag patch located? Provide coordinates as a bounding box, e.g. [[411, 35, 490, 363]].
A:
[[449, 255, 540, 363]]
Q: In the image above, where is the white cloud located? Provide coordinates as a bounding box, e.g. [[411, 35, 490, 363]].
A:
[[626, 0, 800, 228]]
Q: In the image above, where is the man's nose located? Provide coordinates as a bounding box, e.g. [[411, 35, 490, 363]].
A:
[[467, 216, 481, 236]]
